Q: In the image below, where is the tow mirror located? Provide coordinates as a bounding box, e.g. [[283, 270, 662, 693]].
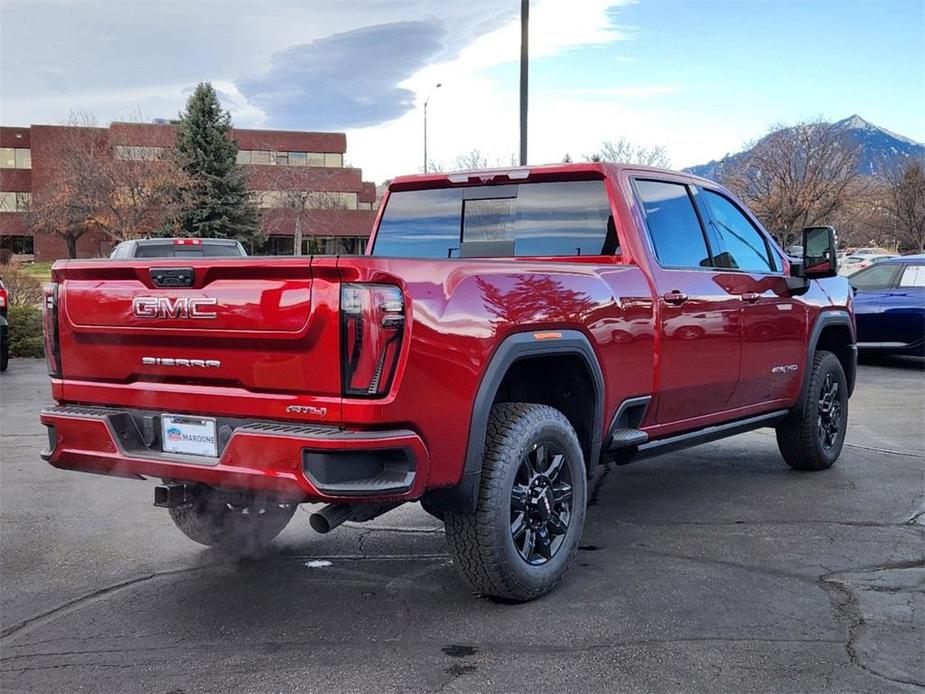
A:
[[795, 226, 838, 279]]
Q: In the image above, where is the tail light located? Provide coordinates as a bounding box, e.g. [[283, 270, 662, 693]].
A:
[[43, 283, 61, 377], [340, 283, 404, 397]]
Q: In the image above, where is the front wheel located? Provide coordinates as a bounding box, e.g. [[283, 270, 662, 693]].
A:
[[168, 486, 296, 554], [444, 403, 588, 601], [776, 350, 848, 471]]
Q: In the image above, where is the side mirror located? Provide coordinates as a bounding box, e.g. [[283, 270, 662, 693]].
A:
[[797, 226, 838, 279]]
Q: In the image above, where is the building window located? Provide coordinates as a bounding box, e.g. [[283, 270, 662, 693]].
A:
[[305, 236, 367, 255], [306, 191, 356, 209], [14, 148, 31, 168], [0, 234, 34, 254], [0, 192, 31, 212], [357, 202, 372, 211], [250, 190, 358, 210], [236, 150, 346, 167], [114, 145, 165, 161], [1, 148, 31, 169], [251, 235, 295, 255]]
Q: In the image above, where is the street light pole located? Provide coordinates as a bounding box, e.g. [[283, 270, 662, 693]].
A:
[[519, 0, 529, 166], [423, 82, 442, 173]]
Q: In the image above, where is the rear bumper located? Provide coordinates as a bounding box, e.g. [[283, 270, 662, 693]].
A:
[[40, 405, 429, 503]]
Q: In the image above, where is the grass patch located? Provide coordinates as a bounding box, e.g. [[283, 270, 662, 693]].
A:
[[18, 262, 53, 283]]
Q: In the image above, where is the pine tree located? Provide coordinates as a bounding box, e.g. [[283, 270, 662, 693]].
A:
[[168, 82, 261, 243]]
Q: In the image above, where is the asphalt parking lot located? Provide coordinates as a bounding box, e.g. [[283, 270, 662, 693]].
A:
[[1, 357, 923, 693]]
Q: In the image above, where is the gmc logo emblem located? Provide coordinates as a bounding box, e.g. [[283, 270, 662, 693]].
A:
[[132, 296, 218, 320]]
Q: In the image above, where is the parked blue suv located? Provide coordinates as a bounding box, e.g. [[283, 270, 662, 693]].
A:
[[850, 255, 925, 356]]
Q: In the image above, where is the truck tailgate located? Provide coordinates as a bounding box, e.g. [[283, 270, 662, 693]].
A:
[[53, 257, 341, 399]]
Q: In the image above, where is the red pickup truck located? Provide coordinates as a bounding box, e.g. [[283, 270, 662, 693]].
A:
[[40, 163, 855, 601]]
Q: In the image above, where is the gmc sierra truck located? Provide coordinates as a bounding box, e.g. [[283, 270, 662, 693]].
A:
[[40, 163, 856, 601]]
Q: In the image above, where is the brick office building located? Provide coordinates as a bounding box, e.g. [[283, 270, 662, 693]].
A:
[[0, 122, 378, 261]]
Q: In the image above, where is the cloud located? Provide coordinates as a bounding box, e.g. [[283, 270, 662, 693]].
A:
[[345, 0, 650, 181], [236, 21, 445, 130]]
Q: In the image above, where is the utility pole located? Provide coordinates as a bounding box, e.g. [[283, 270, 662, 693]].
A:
[[519, 0, 529, 166]]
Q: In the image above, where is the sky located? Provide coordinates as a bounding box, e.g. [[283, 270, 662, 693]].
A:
[[1, 0, 923, 183]]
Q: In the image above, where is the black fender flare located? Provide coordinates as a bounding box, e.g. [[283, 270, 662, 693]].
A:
[[801, 310, 857, 404], [422, 329, 604, 514]]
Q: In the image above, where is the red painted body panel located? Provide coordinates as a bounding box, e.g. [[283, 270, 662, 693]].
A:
[[42, 163, 854, 502], [40, 410, 429, 503]]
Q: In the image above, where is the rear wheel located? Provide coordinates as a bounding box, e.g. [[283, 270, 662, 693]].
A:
[[168, 486, 296, 554], [776, 350, 848, 471], [444, 403, 587, 601]]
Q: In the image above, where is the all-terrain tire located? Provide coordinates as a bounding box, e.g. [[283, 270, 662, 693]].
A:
[[776, 350, 848, 471], [168, 487, 296, 554], [444, 403, 588, 601]]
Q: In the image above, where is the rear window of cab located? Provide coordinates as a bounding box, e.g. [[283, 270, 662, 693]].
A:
[[371, 180, 619, 258]]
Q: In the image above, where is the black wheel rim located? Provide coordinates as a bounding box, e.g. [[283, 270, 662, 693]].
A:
[[817, 373, 842, 450], [510, 441, 573, 566]]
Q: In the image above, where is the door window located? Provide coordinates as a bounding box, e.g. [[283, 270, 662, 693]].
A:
[[850, 263, 900, 290], [700, 190, 777, 272], [634, 180, 711, 268], [899, 265, 925, 287]]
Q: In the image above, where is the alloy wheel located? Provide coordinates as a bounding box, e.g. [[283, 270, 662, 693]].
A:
[[817, 373, 842, 450], [510, 442, 573, 565]]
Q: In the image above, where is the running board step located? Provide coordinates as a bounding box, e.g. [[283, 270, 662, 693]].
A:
[[634, 410, 789, 460], [608, 427, 648, 449]]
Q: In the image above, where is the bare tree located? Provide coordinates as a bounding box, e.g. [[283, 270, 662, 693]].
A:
[[586, 138, 671, 168], [720, 119, 864, 248], [453, 149, 490, 170], [26, 112, 181, 257], [259, 157, 351, 255], [885, 160, 925, 252], [449, 149, 518, 171]]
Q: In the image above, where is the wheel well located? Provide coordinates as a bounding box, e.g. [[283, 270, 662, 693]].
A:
[[815, 324, 855, 393], [492, 354, 596, 473]]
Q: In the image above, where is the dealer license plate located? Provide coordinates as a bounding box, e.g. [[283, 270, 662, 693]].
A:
[[161, 415, 218, 457]]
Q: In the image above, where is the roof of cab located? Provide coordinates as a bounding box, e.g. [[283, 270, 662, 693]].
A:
[[387, 162, 716, 191], [883, 254, 925, 263]]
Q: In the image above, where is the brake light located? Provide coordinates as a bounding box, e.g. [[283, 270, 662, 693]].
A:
[[0, 290, 6, 310], [42, 283, 61, 377], [340, 283, 404, 397]]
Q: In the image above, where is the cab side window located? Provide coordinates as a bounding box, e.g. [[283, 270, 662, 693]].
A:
[[635, 180, 712, 268], [700, 189, 778, 273], [850, 263, 899, 290]]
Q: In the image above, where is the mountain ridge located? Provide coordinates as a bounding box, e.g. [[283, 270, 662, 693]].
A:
[[684, 115, 925, 181]]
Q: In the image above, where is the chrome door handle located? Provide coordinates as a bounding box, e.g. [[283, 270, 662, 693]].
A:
[[662, 291, 688, 306], [741, 292, 761, 303]]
